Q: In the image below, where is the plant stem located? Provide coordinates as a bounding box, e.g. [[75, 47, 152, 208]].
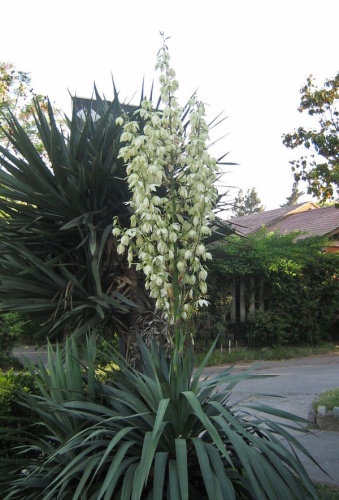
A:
[[169, 172, 183, 356]]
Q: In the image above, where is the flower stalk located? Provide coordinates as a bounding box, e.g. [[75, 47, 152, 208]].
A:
[[113, 34, 219, 359]]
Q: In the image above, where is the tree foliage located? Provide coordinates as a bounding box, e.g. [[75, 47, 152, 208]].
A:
[[232, 187, 264, 217], [0, 62, 32, 116], [0, 62, 51, 152], [281, 181, 305, 206], [204, 230, 339, 345], [283, 72, 339, 203]]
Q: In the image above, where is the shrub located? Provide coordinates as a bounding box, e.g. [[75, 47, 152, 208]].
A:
[[244, 311, 289, 347], [0, 368, 39, 459], [0, 370, 18, 417], [0, 369, 36, 416], [207, 233, 339, 347], [0, 313, 25, 359], [313, 387, 339, 412], [95, 361, 120, 383], [94, 332, 120, 366]]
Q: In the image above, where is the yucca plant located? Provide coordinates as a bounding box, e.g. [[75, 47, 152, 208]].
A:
[[0, 36, 321, 500], [0, 337, 320, 499], [0, 337, 101, 486], [0, 84, 232, 351], [0, 87, 153, 346]]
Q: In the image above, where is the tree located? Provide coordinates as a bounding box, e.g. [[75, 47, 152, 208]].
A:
[[281, 180, 305, 206], [283, 72, 339, 203], [0, 62, 51, 152], [232, 187, 264, 217], [0, 62, 32, 116]]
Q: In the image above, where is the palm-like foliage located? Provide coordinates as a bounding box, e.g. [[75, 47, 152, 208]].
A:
[[0, 89, 149, 343], [0, 339, 320, 499], [0, 87, 233, 347]]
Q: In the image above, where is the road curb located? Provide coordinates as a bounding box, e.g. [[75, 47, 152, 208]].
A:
[[308, 406, 339, 432]]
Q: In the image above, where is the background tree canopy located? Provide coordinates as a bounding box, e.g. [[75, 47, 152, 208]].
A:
[[0, 62, 54, 153], [231, 187, 264, 217], [281, 181, 305, 207], [283, 72, 339, 204]]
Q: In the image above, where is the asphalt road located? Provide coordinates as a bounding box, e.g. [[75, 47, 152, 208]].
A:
[[203, 354, 339, 419], [13, 345, 51, 366], [203, 353, 339, 486]]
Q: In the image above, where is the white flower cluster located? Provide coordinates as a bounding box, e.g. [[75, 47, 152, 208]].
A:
[[113, 41, 219, 321]]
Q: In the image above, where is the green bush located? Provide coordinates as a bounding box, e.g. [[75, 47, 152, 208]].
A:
[[0, 337, 320, 499], [207, 233, 339, 348], [0, 368, 39, 459], [313, 387, 339, 412], [0, 313, 25, 359], [0, 370, 17, 417], [244, 311, 289, 347], [0, 369, 36, 415], [94, 332, 120, 365]]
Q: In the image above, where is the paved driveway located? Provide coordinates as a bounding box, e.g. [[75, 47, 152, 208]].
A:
[[204, 354, 339, 418], [203, 354, 339, 485]]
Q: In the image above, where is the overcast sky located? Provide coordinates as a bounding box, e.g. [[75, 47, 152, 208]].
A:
[[2, 0, 339, 214]]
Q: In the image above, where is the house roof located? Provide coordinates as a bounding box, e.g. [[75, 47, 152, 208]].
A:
[[226, 202, 339, 240], [267, 205, 339, 239], [226, 202, 319, 237]]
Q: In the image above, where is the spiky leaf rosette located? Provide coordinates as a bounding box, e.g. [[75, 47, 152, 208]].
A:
[[0, 338, 319, 499], [0, 89, 142, 341]]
